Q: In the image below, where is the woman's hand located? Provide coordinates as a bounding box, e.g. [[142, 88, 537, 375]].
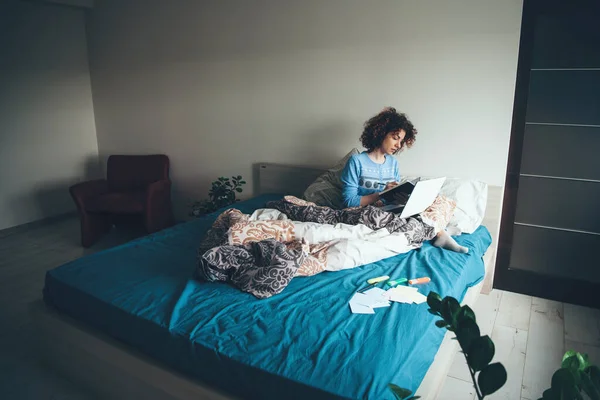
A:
[[383, 181, 399, 191]]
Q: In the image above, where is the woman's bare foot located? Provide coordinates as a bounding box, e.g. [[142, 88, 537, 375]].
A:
[[432, 230, 468, 253]]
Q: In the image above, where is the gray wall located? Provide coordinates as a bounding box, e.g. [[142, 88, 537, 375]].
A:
[[0, 1, 99, 230], [86, 0, 523, 218]]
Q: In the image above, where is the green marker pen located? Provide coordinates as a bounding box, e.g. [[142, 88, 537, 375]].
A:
[[386, 278, 408, 287]]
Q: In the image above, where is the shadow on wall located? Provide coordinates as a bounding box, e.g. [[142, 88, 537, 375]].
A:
[[169, 185, 188, 223], [167, 120, 355, 222], [251, 162, 325, 199], [290, 121, 358, 167], [250, 120, 356, 197], [31, 156, 101, 219]]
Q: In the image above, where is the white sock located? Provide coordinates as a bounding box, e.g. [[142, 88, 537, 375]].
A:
[[432, 230, 469, 253]]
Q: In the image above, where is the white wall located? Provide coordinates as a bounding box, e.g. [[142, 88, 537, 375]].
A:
[[0, 1, 99, 230], [86, 0, 523, 218]]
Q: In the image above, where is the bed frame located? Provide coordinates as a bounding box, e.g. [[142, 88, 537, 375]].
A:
[[31, 163, 502, 400]]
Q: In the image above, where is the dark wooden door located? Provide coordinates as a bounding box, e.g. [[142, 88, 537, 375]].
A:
[[494, 0, 600, 308]]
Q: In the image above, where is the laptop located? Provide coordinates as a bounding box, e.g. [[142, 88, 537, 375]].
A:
[[380, 177, 446, 219]]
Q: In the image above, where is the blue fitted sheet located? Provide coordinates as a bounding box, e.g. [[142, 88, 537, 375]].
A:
[[44, 194, 491, 400]]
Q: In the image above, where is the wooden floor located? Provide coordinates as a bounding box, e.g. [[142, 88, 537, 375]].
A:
[[1, 216, 599, 400], [440, 290, 600, 400], [0, 216, 144, 400]]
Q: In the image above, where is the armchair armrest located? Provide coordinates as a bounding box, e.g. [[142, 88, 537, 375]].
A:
[[145, 179, 174, 232], [146, 179, 171, 199], [69, 179, 109, 211]]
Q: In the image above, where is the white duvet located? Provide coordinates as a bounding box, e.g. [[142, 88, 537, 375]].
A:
[[249, 208, 416, 272]]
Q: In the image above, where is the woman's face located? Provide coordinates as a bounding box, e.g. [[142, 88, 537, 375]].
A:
[[380, 130, 406, 155]]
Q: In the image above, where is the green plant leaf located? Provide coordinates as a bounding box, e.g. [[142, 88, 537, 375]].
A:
[[455, 318, 480, 353], [237, 175, 242, 179], [562, 352, 582, 372], [236, 188, 243, 193], [435, 320, 447, 328], [577, 353, 589, 371], [540, 387, 560, 400], [467, 335, 495, 372], [427, 292, 442, 313], [586, 365, 600, 388], [440, 297, 460, 327], [580, 371, 600, 400], [388, 384, 412, 400], [563, 350, 577, 363], [456, 305, 476, 325], [240, 180, 247, 184], [580, 353, 590, 369], [550, 368, 580, 398], [562, 350, 587, 370], [478, 362, 507, 396], [427, 309, 438, 316]]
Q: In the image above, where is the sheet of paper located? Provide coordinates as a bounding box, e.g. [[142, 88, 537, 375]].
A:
[[371, 301, 391, 308], [351, 292, 389, 308], [411, 292, 427, 304], [348, 285, 424, 313], [348, 291, 390, 313], [386, 286, 418, 297], [385, 285, 426, 304], [349, 301, 375, 314], [363, 288, 389, 301], [386, 291, 414, 304], [387, 285, 418, 293], [361, 288, 391, 308], [350, 293, 377, 307]]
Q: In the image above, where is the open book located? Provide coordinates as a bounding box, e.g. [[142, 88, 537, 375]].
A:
[[378, 178, 419, 203]]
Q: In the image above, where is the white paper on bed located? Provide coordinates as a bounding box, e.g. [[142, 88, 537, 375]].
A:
[[249, 209, 415, 272], [349, 289, 391, 314], [386, 286, 427, 304], [362, 288, 391, 307]]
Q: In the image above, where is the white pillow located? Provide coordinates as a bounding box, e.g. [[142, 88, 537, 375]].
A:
[[401, 176, 488, 234], [303, 148, 360, 209], [441, 178, 488, 234]]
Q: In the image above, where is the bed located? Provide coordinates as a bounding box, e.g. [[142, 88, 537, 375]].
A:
[[33, 163, 502, 400]]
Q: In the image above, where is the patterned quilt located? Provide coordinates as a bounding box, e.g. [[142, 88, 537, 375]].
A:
[[194, 196, 452, 299]]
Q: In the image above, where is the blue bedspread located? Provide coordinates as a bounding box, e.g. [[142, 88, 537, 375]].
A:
[[44, 194, 491, 400]]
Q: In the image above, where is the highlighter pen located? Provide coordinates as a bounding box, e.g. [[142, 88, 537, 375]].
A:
[[386, 278, 408, 287], [408, 277, 431, 285], [357, 275, 389, 293]]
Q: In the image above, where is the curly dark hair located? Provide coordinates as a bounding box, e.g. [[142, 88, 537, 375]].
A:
[[360, 107, 418, 154]]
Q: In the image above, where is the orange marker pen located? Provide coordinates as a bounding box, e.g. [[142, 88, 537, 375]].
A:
[[408, 277, 431, 285]]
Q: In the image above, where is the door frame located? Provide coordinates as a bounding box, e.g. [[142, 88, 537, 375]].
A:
[[493, 0, 600, 309]]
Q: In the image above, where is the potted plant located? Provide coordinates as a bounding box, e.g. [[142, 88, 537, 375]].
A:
[[190, 175, 246, 217]]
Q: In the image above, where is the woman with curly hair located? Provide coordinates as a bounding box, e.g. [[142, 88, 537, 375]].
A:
[[341, 107, 468, 253], [341, 107, 417, 208]]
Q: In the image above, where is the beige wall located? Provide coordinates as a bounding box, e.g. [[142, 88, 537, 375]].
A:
[[87, 0, 523, 218], [0, 1, 99, 230]]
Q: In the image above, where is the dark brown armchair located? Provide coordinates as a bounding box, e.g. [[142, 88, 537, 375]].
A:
[[70, 154, 175, 247]]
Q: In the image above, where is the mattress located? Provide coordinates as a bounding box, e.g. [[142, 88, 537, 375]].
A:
[[43, 194, 492, 400]]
